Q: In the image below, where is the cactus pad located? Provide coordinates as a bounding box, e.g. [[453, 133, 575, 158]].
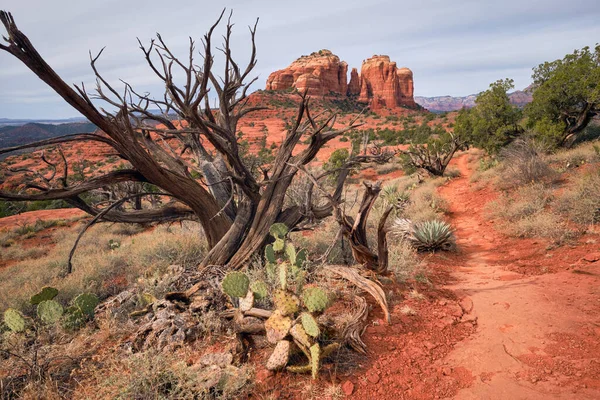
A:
[[4, 308, 26, 332], [37, 300, 64, 324], [289, 323, 311, 349], [321, 342, 341, 359], [239, 290, 254, 312], [295, 249, 308, 267], [300, 312, 320, 338], [250, 280, 268, 300], [302, 287, 330, 313], [62, 306, 86, 330], [287, 364, 311, 374], [278, 263, 288, 290], [73, 293, 99, 317], [273, 237, 285, 252], [266, 340, 291, 371], [30, 286, 59, 305], [310, 343, 321, 379], [221, 272, 250, 298], [140, 292, 157, 306], [265, 310, 292, 344], [269, 223, 289, 239], [285, 243, 296, 265], [273, 289, 300, 316], [264, 244, 276, 263]]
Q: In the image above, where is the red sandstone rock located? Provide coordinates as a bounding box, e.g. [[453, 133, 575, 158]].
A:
[[347, 67, 360, 96], [342, 380, 355, 395], [265, 49, 348, 96], [358, 55, 416, 109]]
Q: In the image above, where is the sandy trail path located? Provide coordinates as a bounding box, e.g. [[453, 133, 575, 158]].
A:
[[438, 154, 600, 399]]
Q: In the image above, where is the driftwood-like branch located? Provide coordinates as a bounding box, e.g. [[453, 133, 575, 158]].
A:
[[323, 265, 390, 324]]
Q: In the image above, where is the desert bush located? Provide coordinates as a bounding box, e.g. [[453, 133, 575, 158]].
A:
[[546, 140, 600, 171], [402, 179, 448, 223], [489, 183, 553, 221], [555, 169, 600, 226], [387, 239, 421, 282], [97, 351, 215, 400], [488, 183, 572, 241], [498, 138, 557, 188]]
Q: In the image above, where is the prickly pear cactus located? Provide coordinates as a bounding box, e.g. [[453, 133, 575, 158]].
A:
[[290, 323, 311, 348], [295, 249, 308, 267], [4, 308, 26, 332], [238, 290, 254, 312], [73, 293, 99, 317], [221, 272, 250, 298], [266, 340, 291, 371], [62, 306, 86, 330], [30, 286, 59, 305], [287, 364, 311, 373], [300, 312, 320, 338], [269, 223, 289, 239], [273, 290, 300, 316], [273, 237, 285, 252], [265, 244, 276, 263], [321, 342, 341, 359], [285, 243, 296, 265], [310, 343, 321, 379], [265, 310, 292, 344], [302, 287, 330, 313], [37, 300, 64, 324], [250, 281, 268, 300], [278, 263, 288, 290]]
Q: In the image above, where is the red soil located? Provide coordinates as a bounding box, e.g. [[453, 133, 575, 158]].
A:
[[0, 208, 84, 232]]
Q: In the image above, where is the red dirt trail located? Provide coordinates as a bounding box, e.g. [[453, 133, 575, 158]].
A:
[[437, 154, 600, 399]]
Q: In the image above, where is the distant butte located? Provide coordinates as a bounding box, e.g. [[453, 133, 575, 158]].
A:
[[265, 50, 417, 111]]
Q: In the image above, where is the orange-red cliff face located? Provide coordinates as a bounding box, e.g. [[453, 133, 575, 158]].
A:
[[358, 55, 416, 109], [347, 67, 360, 96], [265, 51, 416, 110], [266, 50, 348, 96]]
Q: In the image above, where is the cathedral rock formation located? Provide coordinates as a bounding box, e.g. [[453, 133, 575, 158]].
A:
[[265, 51, 416, 110], [358, 55, 416, 109], [265, 50, 348, 96]]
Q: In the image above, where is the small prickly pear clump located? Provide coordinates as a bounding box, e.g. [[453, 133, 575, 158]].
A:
[[220, 223, 340, 379], [2, 287, 99, 333]]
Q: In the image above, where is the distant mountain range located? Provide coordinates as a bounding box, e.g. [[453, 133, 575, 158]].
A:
[[414, 87, 533, 113], [0, 122, 97, 151], [0, 117, 88, 127]]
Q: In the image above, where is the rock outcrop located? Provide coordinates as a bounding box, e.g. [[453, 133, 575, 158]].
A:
[[347, 68, 360, 96], [266, 50, 348, 96], [358, 55, 416, 109], [265, 51, 417, 110]]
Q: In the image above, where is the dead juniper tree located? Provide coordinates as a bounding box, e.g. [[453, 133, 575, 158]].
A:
[[401, 132, 466, 176], [0, 10, 390, 273]]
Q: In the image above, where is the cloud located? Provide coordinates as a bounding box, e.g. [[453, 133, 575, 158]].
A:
[[1, 0, 599, 118]]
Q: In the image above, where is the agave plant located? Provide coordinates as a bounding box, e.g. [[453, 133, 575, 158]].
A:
[[390, 218, 455, 252], [410, 220, 455, 251]]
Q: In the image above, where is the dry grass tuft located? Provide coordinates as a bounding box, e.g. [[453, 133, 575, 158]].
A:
[[555, 167, 600, 226]]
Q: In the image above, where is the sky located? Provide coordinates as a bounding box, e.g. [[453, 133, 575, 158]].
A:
[[0, 0, 599, 119]]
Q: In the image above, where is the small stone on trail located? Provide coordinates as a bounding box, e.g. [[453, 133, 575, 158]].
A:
[[459, 297, 474, 314], [342, 380, 355, 395], [367, 371, 381, 384]]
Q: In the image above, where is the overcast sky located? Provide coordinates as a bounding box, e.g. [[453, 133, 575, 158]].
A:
[[1, 0, 598, 119]]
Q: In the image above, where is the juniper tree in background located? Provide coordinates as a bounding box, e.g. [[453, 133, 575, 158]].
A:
[[525, 45, 600, 148]]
